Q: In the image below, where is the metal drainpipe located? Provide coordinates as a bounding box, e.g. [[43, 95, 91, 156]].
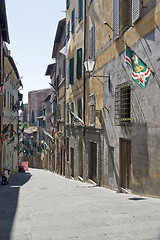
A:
[[83, 0, 87, 127]]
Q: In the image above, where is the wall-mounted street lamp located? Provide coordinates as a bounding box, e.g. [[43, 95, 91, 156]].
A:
[[84, 59, 110, 79], [84, 59, 111, 92]]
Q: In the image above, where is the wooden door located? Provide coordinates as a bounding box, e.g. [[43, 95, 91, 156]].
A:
[[120, 139, 131, 189], [89, 142, 97, 183]]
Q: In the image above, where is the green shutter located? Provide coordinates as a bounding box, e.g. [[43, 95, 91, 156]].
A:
[[72, 9, 75, 33], [66, 0, 70, 9], [77, 48, 82, 79], [69, 58, 74, 84], [78, 0, 83, 21], [67, 21, 70, 40], [67, 103, 69, 123], [66, 64, 69, 88]]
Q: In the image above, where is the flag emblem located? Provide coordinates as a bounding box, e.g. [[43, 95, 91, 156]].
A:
[[125, 45, 151, 89], [69, 110, 85, 128]]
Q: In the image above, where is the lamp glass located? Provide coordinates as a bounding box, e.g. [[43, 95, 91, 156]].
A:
[[84, 59, 95, 73]]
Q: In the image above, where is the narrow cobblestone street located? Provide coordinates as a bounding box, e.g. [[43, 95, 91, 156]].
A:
[[0, 168, 160, 240]]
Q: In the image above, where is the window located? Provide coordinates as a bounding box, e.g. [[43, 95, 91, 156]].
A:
[[7, 91, 9, 109], [70, 101, 74, 124], [78, 0, 83, 22], [66, 64, 69, 88], [115, 82, 132, 125], [63, 101, 65, 119], [77, 48, 82, 79], [77, 98, 82, 119], [67, 103, 69, 124], [69, 58, 74, 84], [113, 0, 140, 40], [10, 94, 12, 110], [66, 0, 70, 9], [4, 88, 6, 107], [88, 22, 95, 59], [71, 8, 75, 33], [67, 21, 70, 41], [88, 94, 95, 126]]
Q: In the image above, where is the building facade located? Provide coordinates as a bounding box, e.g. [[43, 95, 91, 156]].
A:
[[44, 0, 160, 197], [28, 88, 51, 125]]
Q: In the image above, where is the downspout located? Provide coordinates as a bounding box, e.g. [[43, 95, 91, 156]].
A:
[[83, 0, 87, 127]]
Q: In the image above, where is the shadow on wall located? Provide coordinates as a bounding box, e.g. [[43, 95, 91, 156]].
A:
[[0, 172, 32, 240], [130, 88, 149, 195]]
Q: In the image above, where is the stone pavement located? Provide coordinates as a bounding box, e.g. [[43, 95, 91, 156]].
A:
[[0, 168, 160, 240]]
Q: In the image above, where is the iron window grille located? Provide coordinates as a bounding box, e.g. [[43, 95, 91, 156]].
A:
[[115, 82, 132, 126]]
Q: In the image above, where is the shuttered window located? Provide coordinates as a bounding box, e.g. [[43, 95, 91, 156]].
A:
[[67, 103, 69, 124], [77, 48, 82, 79], [71, 101, 74, 124], [66, 0, 70, 9], [66, 64, 69, 89], [77, 98, 82, 119], [132, 0, 140, 24], [88, 94, 95, 126], [113, 0, 120, 40], [88, 22, 95, 59], [78, 0, 83, 22], [69, 58, 74, 84], [63, 101, 65, 119], [67, 21, 70, 41], [72, 8, 75, 33]]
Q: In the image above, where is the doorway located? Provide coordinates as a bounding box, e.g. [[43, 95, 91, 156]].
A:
[[70, 147, 74, 178], [89, 142, 97, 183], [119, 138, 131, 189]]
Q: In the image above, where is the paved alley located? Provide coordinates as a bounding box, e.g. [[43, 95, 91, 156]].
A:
[[0, 168, 160, 240]]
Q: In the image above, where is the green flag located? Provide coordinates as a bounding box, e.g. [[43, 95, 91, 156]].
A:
[[69, 110, 85, 128], [125, 45, 151, 89], [1, 124, 11, 139], [49, 82, 56, 92]]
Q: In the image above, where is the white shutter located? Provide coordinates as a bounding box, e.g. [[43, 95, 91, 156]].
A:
[[89, 94, 95, 126], [88, 27, 92, 59], [132, 0, 140, 25], [113, 0, 119, 40], [92, 22, 95, 59]]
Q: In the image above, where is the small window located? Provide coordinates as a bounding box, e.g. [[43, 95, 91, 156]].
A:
[[88, 94, 95, 126], [66, 0, 70, 9], [67, 21, 70, 41], [66, 64, 69, 89], [70, 101, 74, 124], [115, 82, 132, 125], [67, 103, 69, 124], [88, 22, 95, 59], [113, 0, 140, 40], [3, 88, 6, 107], [69, 58, 74, 84], [77, 48, 82, 79], [72, 9, 75, 33], [77, 98, 82, 120], [78, 0, 83, 22], [63, 101, 65, 119]]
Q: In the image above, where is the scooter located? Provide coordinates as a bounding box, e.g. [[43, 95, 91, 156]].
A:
[[1, 167, 10, 185]]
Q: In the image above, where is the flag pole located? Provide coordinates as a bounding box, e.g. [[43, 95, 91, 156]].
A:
[[104, 21, 154, 75], [104, 21, 127, 46]]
